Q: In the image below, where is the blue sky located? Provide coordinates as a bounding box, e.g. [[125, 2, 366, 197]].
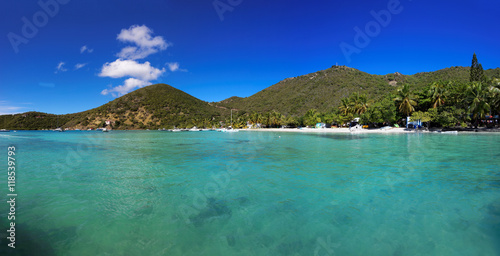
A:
[[1, 0, 499, 115]]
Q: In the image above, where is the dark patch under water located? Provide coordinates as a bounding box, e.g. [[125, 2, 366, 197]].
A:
[[481, 199, 500, 254], [226, 235, 236, 247], [235, 196, 250, 205], [226, 139, 251, 144], [0, 223, 78, 256], [174, 143, 202, 147], [133, 203, 154, 217], [189, 197, 232, 227], [308, 134, 366, 141]]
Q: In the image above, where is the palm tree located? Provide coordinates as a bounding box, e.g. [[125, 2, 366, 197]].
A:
[[394, 84, 418, 117], [304, 109, 320, 127], [268, 111, 277, 128], [351, 92, 369, 114], [466, 81, 500, 127], [284, 115, 297, 127], [493, 78, 500, 87], [339, 97, 351, 115], [249, 112, 259, 127], [263, 112, 271, 128], [256, 113, 263, 128], [272, 111, 283, 127], [429, 81, 448, 108], [490, 79, 500, 114], [467, 82, 491, 127]]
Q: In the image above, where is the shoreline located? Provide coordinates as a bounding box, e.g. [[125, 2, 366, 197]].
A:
[[240, 127, 500, 134], [3, 128, 499, 134]]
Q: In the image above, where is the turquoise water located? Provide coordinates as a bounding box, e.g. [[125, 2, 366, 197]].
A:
[[1, 131, 500, 255]]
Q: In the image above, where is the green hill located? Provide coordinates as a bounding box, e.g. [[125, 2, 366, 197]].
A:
[[217, 66, 394, 116], [216, 66, 500, 116], [1, 66, 499, 130], [0, 84, 227, 130]]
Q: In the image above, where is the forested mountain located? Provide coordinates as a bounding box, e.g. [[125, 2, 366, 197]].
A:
[[217, 66, 500, 116], [1, 65, 499, 130]]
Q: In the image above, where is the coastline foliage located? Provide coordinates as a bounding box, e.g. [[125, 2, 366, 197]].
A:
[[1, 54, 499, 130]]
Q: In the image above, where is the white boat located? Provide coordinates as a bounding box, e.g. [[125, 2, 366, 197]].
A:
[[222, 109, 239, 132], [189, 127, 201, 132], [222, 127, 239, 133], [171, 126, 181, 132], [54, 128, 64, 132], [0, 129, 10, 132], [102, 128, 110, 132], [440, 130, 458, 134]]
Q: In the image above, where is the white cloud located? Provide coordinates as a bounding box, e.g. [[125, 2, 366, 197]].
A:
[[0, 101, 27, 115], [80, 45, 94, 54], [101, 78, 150, 97], [99, 59, 165, 81], [116, 25, 170, 60], [99, 25, 172, 97], [75, 63, 88, 70], [167, 62, 179, 72], [99, 59, 165, 96], [0, 106, 25, 115], [55, 62, 67, 73], [166, 62, 187, 72]]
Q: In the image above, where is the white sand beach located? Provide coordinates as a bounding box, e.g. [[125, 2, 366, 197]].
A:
[[240, 128, 500, 134], [241, 127, 415, 134]]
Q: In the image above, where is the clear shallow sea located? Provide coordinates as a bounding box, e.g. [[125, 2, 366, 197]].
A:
[[1, 130, 500, 256]]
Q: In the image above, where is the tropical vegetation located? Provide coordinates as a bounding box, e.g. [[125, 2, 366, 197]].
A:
[[1, 54, 499, 130]]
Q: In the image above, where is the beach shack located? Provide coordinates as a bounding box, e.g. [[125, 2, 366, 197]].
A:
[[406, 118, 423, 129], [315, 123, 326, 129], [408, 119, 422, 129]]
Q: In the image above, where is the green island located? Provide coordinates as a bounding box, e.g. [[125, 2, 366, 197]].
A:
[[1, 54, 499, 131]]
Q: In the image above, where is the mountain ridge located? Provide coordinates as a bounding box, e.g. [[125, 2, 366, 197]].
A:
[[215, 65, 499, 116], [1, 65, 499, 130]]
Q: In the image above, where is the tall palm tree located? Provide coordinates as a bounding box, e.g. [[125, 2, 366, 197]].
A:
[[351, 92, 369, 114], [491, 79, 500, 114], [256, 113, 263, 127], [429, 81, 448, 108], [264, 112, 271, 127], [269, 111, 278, 128], [394, 84, 418, 117], [272, 111, 283, 127], [467, 82, 491, 127], [339, 97, 351, 116], [304, 109, 320, 127], [249, 112, 258, 126]]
